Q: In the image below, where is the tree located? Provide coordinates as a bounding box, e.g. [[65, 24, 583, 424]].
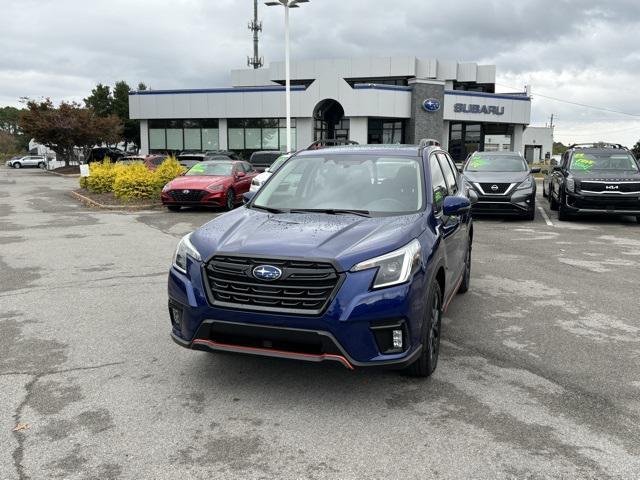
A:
[[137, 82, 148, 91], [84, 83, 113, 117], [0, 106, 29, 152], [112, 81, 140, 150], [19, 99, 122, 166], [0, 131, 18, 153], [553, 141, 568, 155], [632, 140, 640, 159]]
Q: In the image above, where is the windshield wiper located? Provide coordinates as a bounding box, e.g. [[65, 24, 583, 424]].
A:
[[289, 208, 371, 217], [251, 205, 289, 214]]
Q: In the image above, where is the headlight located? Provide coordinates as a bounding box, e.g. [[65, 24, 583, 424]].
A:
[[162, 183, 171, 193], [173, 233, 202, 274], [207, 184, 224, 192], [351, 239, 421, 289], [516, 176, 533, 190], [566, 176, 575, 192]]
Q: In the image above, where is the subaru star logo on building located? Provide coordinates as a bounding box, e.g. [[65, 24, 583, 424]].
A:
[[422, 98, 441, 112], [252, 265, 282, 281]]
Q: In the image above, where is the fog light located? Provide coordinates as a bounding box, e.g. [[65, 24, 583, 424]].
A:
[[169, 304, 183, 329], [392, 329, 403, 349]]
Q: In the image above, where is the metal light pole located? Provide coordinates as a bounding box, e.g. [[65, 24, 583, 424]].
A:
[[265, 0, 309, 152]]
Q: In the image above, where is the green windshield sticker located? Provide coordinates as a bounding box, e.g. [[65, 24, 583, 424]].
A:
[[572, 153, 595, 171], [434, 190, 443, 203], [469, 157, 488, 169], [190, 163, 206, 173]]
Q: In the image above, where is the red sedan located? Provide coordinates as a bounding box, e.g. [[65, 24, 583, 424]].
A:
[[161, 160, 258, 211]]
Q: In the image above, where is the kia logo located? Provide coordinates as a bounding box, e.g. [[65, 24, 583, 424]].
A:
[[252, 265, 282, 281], [605, 185, 619, 190], [491, 184, 499, 191]]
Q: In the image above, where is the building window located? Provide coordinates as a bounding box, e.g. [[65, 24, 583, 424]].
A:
[[452, 82, 495, 93], [314, 118, 349, 141], [368, 118, 405, 144], [148, 119, 219, 153], [228, 118, 297, 155], [345, 77, 409, 87]]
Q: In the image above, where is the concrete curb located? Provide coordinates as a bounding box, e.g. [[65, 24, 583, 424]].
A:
[[45, 170, 81, 178], [70, 190, 162, 211]]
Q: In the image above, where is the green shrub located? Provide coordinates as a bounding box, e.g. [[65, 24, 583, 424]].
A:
[[153, 155, 185, 190], [113, 163, 158, 200], [85, 158, 125, 193]]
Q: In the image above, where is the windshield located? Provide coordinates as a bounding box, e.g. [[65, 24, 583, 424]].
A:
[[465, 154, 527, 172], [569, 152, 639, 172], [252, 155, 424, 215], [268, 155, 290, 172], [185, 162, 233, 176]]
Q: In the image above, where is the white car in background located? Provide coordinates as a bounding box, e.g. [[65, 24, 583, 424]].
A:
[[6, 155, 47, 169], [249, 153, 292, 192]]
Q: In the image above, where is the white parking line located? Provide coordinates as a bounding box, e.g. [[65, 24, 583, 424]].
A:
[[538, 206, 554, 227]]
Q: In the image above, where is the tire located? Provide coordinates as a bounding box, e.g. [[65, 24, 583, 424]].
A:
[[406, 281, 443, 378], [38, 162, 46, 169], [225, 189, 235, 211], [549, 190, 559, 211], [542, 182, 548, 198], [557, 197, 571, 221], [524, 197, 536, 221], [458, 243, 471, 294], [13, 162, 21, 169], [167, 206, 181, 212]]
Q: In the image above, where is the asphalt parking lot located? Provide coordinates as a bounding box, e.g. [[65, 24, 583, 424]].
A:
[[1, 167, 639, 480]]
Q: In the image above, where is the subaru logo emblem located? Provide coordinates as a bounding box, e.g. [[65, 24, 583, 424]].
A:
[[491, 184, 499, 191], [252, 265, 282, 281], [422, 98, 441, 112]]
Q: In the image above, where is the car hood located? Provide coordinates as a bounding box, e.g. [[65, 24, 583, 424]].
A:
[[191, 208, 427, 271], [570, 169, 640, 180], [463, 171, 530, 184], [166, 175, 229, 189]]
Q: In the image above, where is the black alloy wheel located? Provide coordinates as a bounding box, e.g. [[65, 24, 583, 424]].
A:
[[549, 189, 559, 211], [225, 189, 235, 211], [406, 281, 443, 378]]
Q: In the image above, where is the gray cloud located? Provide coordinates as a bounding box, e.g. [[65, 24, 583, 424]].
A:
[[1, 0, 639, 145]]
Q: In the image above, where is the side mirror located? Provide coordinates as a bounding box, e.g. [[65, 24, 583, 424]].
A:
[[443, 196, 471, 216], [243, 191, 256, 204], [236, 171, 246, 178], [553, 166, 562, 172], [530, 167, 541, 174]]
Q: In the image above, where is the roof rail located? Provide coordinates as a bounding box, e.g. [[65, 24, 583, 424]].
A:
[[305, 139, 359, 150], [568, 142, 626, 150], [418, 138, 441, 155]]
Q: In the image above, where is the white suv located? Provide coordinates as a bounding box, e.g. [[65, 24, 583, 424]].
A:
[[6, 155, 46, 169]]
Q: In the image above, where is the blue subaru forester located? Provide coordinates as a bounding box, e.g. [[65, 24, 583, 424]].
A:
[[169, 141, 473, 377]]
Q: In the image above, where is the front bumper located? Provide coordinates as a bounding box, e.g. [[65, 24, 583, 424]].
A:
[[168, 258, 428, 370], [564, 191, 640, 215], [471, 188, 534, 216], [161, 190, 224, 207]]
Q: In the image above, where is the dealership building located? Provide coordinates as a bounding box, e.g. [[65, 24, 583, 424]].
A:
[[129, 56, 551, 162]]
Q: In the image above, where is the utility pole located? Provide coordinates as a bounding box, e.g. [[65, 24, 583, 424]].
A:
[[549, 113, 555, 128], [247, 0, 263, 69]]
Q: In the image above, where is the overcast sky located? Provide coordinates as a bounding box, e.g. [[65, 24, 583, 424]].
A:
[[2, 0, 639, 146]]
